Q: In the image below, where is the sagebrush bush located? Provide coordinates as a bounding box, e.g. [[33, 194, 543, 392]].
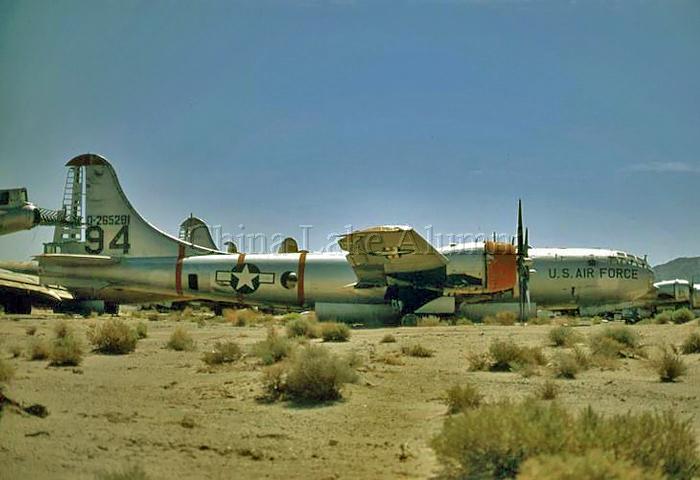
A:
[[653, 311, 673, 324], [380, 334, 397, 343], [253, 328, 294, 365], [49, 333, 83, 366], [320, 322, 351, 342], [672, 308, 695, 324], [401, 343, 434, 358], [88, 319, 139, 354], [286, 316, 320, 338], [202, 341, 242, 365], [135, 322, 148, 339], [432, 399, 698, 480], [224, 308, 261, 326], [552, 352, 581, 379], [275, 345, 358, 402], [445, 384, 483, 413], [488, 340, 546, 372], [599, 325, 639, 349], [536, 380, 559, 400], [651, 347, 687, 382], [166, 326, 195, 351], [27, 338, 50, 360], [467, 352, 491, 371], [681, 331, 700, 354], [517, 450, 663, 480], [25, 326, 37, 336], [548, 326, 580, 347], [0, 358, 15, 384]]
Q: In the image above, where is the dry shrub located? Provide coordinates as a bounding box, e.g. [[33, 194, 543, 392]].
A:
[[401, 343, 434, 358], [253, 328, 294, 365], [0, 358, 15, 384], [202, 341, 242, 365], [25, 326, 37, 336], [653, 311, 673, 324], [681, 331, 700, 354], [536, 380, 559, 400], [96, 465, 149, 480], [488, 340, 546, 372], [417, 316, 444, 327], [467, 352, 491, 371], [54, 320, 71, 339], [88, 319, 138, 354], [672, 308, 695, 325], [224, 308, 261, 326], [49, 321, 83, 366], [380, 334, 397, 343], [552, 352, 580, 379], [651, 346, 687, 383], [484, 311, 518, 326], [264, 345, 358, 403], [27, 338, 50, 360], [517, 450, 663, 480], [528, 315, 552, 326], [135, 322, 148, 339], [548, 326, 580, 347], [597, 325, 639, 349], [445, 384, 483, 413], [286, 316, 320, 338], [431, 399, 698, 480], [166, 326, 195, 351], [377, 352, 404, 366], [320, 322, 351, 342]]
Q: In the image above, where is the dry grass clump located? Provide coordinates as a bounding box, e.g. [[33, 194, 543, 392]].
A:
[[484, 311, 518, 326], [224, 308, 262, 326], [202, 341, 242, 365], [650, 346, 687, 383], [681, 331, 700, 354], [49, 321, 83, 366], [320, 322, 351, 342], [672, 308, 695, 325], [445, 383, 483, 413], [253, 328, 295, 365], [547, 326, 581, 347], [377, 352, 405, 365], [27, 338, 51, 360], [589, 326, 640, 363], [401, 343, 434, 358], [96, 465, 150, 480], [8, 344, 22, 358], [25, 326, 37, 336], [487, 339, 546, 372], [166, 326, 195, 351], [262, 345, 358, 403], [0, 358, 15, 384], [431, 399, 698, 480], [517, 450, 663, 480], [380, 334, 397, 343], [652, 311, 673, 324], [552, 351, 581, 379], [286, 316, 320, 339], [88, 319, 139, 354], [417, 315, 445, 327], [535, 380, 559, 400], [135, 322, 148, 339]]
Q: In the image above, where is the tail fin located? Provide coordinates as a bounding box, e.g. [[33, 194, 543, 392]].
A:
[[179, 215, 220, 251], [50, 153, 218, 258]]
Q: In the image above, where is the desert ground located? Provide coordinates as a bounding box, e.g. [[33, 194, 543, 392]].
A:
[[1, 312, 699, 480]]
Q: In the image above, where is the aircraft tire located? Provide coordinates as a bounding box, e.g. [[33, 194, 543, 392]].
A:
[[401, 314, 418, 327]]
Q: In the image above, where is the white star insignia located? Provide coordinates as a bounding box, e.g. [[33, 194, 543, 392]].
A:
[[232, 264, 258, 291]]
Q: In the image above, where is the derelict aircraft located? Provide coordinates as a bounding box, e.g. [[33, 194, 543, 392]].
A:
[[0, 188, 75, 313], [35, 153, 657, 323]]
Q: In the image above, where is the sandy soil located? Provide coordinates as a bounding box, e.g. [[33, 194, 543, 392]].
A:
[[1, 313, 699, 480]]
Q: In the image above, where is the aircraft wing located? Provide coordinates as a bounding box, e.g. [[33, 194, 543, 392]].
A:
[[0, 268, 73, 303], [337, 226, 447, 287]]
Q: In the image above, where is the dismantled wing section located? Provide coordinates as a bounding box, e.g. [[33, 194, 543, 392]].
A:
[[338, 226, 447, 287], [0, 268, 73, 314]]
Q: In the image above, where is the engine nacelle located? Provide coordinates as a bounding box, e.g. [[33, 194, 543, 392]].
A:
[[0, 198, 39, 235]]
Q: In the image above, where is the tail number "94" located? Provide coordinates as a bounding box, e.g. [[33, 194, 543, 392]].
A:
[[85, 225, 130, 254]]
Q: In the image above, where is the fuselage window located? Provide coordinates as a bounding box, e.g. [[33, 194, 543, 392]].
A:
[[281, 271, 298, 290], [188, 274, 199, 291]]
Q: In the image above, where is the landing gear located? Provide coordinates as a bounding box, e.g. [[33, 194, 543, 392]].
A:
[[104, 302, 120, 315], [400, 314, 418, 326]]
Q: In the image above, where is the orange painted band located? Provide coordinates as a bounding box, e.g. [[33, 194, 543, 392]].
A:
[[175, 244, 185, 296], [297, 251, 307, 306]]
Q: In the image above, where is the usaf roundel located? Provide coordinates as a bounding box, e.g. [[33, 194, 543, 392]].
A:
[[216, 263, 275, 294]]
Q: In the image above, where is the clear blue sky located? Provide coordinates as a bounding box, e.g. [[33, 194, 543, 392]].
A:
[[1, 0, 698, 264]]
